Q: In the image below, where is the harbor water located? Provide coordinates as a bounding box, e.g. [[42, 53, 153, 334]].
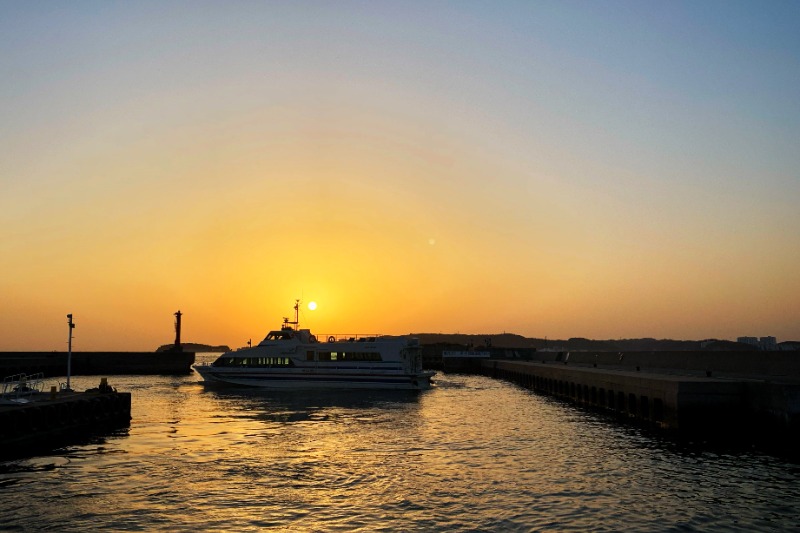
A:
[[2, 356, 799, 531]]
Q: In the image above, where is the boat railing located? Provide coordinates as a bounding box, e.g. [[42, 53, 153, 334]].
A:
[[1, 372, 46, 400], [227, 333, 414, 350], [320, 334, 397, 343]]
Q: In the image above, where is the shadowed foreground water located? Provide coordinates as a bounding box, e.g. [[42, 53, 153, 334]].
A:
[[2, 364, 799, 531]]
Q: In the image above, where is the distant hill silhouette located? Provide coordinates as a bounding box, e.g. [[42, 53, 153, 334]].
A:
[[156, 343, 231, 353], [412, 333, 761, 351]]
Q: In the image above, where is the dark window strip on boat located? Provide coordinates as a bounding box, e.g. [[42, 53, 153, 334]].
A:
[[214, 357, 295, 367]]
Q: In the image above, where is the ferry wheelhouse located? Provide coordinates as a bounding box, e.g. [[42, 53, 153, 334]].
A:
[[193, 302, 434, 390]]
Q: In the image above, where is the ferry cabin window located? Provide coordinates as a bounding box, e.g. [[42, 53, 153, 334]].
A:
[[316, 352, 382, 362], [306, 351, 314, 361], [216, 357, 292, 367], [341, 352, 382, 361], [264, 330, 294, 341]]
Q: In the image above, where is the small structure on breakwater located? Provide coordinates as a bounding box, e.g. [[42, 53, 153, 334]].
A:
[[442, 350, 491, 373]]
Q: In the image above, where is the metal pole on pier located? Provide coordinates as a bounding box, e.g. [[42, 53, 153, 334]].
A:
[[66, 313, 75, 390]]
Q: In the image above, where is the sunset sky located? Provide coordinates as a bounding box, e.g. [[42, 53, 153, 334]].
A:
[[2, 1, 798, 350]]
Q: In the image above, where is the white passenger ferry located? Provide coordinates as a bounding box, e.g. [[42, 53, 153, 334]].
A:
[[193, 302, 434, 390]]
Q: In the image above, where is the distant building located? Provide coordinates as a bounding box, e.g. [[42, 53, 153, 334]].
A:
[[760, 336, 777, 351], [737, 336, 759, 348], [737, 336, 778, 350]]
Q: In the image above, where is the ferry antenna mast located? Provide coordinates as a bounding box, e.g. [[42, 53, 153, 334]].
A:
[[283, 299, 300, 331]]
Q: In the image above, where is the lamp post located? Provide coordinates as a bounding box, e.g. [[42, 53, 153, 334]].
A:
[[66, 313, 75, 390]]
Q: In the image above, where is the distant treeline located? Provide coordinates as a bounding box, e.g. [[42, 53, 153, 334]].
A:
[[413, 333, 764, 352], [156, 343, 231, 353]]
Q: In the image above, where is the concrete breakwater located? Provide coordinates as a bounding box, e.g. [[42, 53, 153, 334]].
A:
[[0, 351, 195, 377], [480, 359, 800, 444], [532, 349, 800, 380]]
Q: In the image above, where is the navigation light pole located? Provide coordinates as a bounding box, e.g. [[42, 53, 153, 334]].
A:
[[66, 313, 75, 390]]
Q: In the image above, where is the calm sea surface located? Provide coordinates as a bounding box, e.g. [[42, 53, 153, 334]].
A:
[[2, 356, 799, 532]]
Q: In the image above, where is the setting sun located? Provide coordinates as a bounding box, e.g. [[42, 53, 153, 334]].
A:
[[308, 301, 317, 311]]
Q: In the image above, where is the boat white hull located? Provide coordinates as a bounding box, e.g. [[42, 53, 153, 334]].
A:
[[193, 365, 434, 390]]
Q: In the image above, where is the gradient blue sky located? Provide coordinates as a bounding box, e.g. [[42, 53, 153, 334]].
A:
[[2, 1, 798, 350]]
